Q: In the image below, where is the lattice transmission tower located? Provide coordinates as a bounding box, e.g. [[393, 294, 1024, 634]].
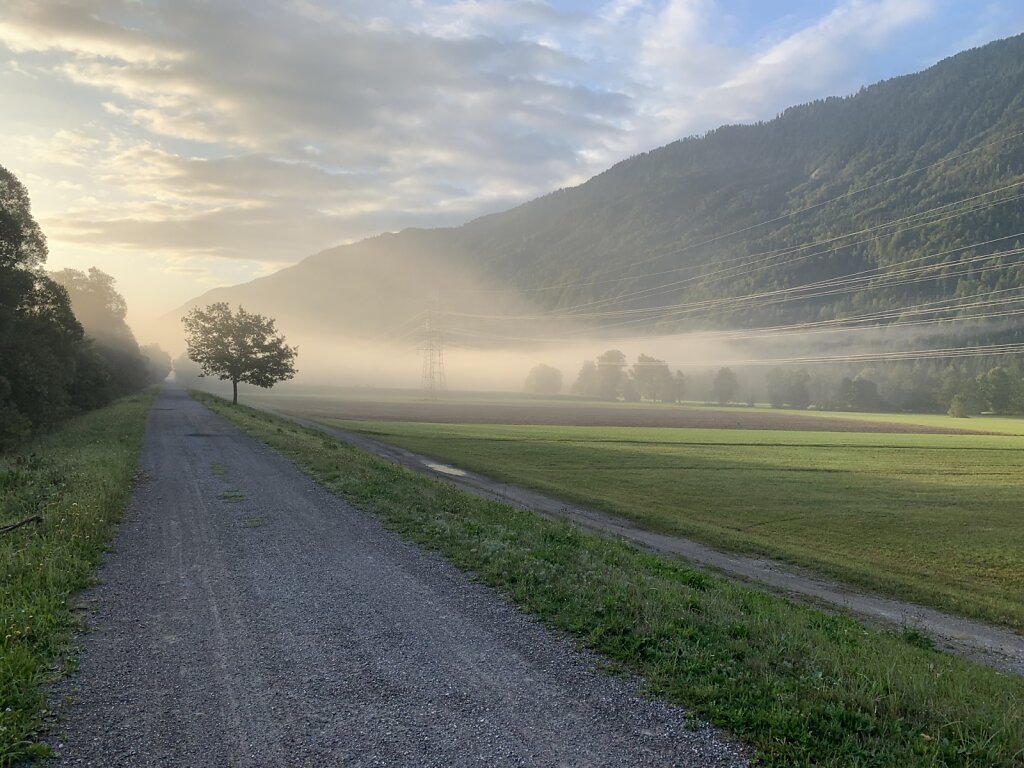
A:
[[419, 310, 446, 399]]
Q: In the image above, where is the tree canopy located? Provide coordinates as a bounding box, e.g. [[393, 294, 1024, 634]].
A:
[[712, 367, 739, 406], [51, 267, 153, 398], [182, 303, 298, 404], [524, 363, 562, 395], [2, 166, 84, 444], [0, 166, 161, 448]]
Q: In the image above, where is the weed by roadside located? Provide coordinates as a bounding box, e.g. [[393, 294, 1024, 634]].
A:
[[0, 391, 154, 766]]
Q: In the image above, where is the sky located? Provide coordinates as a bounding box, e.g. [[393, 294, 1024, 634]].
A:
[[2, 0, 1023, 342]]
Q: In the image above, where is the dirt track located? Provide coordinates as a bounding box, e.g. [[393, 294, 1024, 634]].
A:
[[258, 406, 1024, 678], [245, 392, 980, 434], [50, 386, 747, 767]]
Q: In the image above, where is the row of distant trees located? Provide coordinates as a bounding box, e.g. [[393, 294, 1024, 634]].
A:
[[525, 350, 1024, 416], [1, 165, 169, 449], [525, 351, 688, 403]]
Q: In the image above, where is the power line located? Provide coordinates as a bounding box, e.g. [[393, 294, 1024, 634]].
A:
[[436, 185, 1024, 322], [550, 185, 1024, 317], [446, 126, 1024, 297], [435, 235, 1024, 329]]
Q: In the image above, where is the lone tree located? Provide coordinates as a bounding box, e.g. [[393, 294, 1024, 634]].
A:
[[712, 367, 738, 406], [182, 303, 297, 404], [524, 363, 562, 395]]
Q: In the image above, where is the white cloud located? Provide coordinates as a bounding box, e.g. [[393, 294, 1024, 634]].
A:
[[0, 0, 1017, 322], [716, 0, 935, 117], [0, 0, 181, 63]]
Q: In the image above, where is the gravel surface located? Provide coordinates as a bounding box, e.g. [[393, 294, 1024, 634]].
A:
[[266, 410, 1024, 678], [48, 386, 749, 767]]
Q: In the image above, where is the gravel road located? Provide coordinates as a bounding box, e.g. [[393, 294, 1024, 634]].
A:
[[49, 386, 748, 767]]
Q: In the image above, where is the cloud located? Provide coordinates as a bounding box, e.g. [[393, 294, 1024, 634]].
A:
[[0, 0, 1015, 304], [2, 0, 639, 263], [715, 0, 935, 118], [0, 0, 181, 63]]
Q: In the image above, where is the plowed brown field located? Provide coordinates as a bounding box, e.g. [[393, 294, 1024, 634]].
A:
[[246, 392, 979, 434]]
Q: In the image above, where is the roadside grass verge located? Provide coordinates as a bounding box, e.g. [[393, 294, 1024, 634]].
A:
[[0, 391, 154, 766], [327, 419, 1024, 631], [196, 391, 1024, 768]]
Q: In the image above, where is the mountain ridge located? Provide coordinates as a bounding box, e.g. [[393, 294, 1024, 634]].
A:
[[176, 33, 1024, 348]]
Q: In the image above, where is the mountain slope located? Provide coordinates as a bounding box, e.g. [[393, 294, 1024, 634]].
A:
[[179, 34, 1024, 345]]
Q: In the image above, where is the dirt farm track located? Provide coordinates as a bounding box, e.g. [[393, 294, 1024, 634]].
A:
[[243, 391, 979, 434]]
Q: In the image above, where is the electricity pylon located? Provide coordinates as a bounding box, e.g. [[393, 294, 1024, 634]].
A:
[[419, 310, 446, 399]]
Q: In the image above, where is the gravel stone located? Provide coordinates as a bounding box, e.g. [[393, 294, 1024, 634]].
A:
[[48, 386, 749, 767]]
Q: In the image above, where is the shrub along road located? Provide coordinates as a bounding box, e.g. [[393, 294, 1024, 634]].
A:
[[50, 385, 746, 766]]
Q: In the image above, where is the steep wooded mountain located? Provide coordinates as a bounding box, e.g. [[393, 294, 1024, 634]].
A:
[[178, 34, 1024, 346]]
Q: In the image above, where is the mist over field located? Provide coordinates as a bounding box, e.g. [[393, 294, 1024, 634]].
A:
[[150, 31, 1024, 415]]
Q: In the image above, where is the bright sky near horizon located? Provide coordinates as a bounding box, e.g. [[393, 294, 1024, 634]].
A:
[[2, 0, 1023, 342]]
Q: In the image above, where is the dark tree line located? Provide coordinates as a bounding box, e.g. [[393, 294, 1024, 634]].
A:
[[563, 347, 1024, 416], [0, 165, 168, 449], [569, 351, 686, 403]]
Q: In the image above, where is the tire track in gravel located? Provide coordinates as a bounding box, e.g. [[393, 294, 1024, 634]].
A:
[[256, 406, 1024, 678], [48, 385, 748, 767]]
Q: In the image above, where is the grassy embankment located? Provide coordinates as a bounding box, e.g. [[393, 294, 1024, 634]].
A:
[[327, 419, 1024, 631], [0, 391, 154, 766], [196, 391, 1024, 768]]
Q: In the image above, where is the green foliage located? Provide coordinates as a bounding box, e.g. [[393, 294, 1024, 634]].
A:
[[596, 349, 627, 400], [975, 366, 1024, 413], [835, 376, 885, 411], [182, 303, 298, 404], [570, 360, 598, 397], [947, 394, 969, 418], [0, 166, 83, 444], [50, 268, 159, 398], [0, 391, 153, 763], [0, 168, 157, 449], [200, 392, 1024, 768], [767, 368, 811, 409], [632, 354, 675, 402], [140, 343, 172, 383], [712, 367, 739, 405], [523, 363, 562, 395]]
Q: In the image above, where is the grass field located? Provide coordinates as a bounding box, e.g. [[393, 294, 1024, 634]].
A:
[[0, 391, 154, 765], [707, 403, 1024, 436], [327, 419, 1024, 631], [197, 391, 1024, 768]]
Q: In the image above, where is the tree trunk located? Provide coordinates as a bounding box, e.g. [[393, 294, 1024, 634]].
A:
[[232, 379, 238, 405]]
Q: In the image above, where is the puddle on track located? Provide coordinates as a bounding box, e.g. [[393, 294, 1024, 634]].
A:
[[424, 461, 467, 477]]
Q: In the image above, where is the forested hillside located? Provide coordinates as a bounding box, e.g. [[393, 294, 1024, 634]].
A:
[[0, 167, 167, 448], [182, 34, 1024, 347]]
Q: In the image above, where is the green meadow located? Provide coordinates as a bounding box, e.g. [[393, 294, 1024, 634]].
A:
[[706, 404, 1024, 436], [329, 419, 1024, 630]]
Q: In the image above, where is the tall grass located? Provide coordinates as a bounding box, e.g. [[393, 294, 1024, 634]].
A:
[[0, 391, 154, 765]]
